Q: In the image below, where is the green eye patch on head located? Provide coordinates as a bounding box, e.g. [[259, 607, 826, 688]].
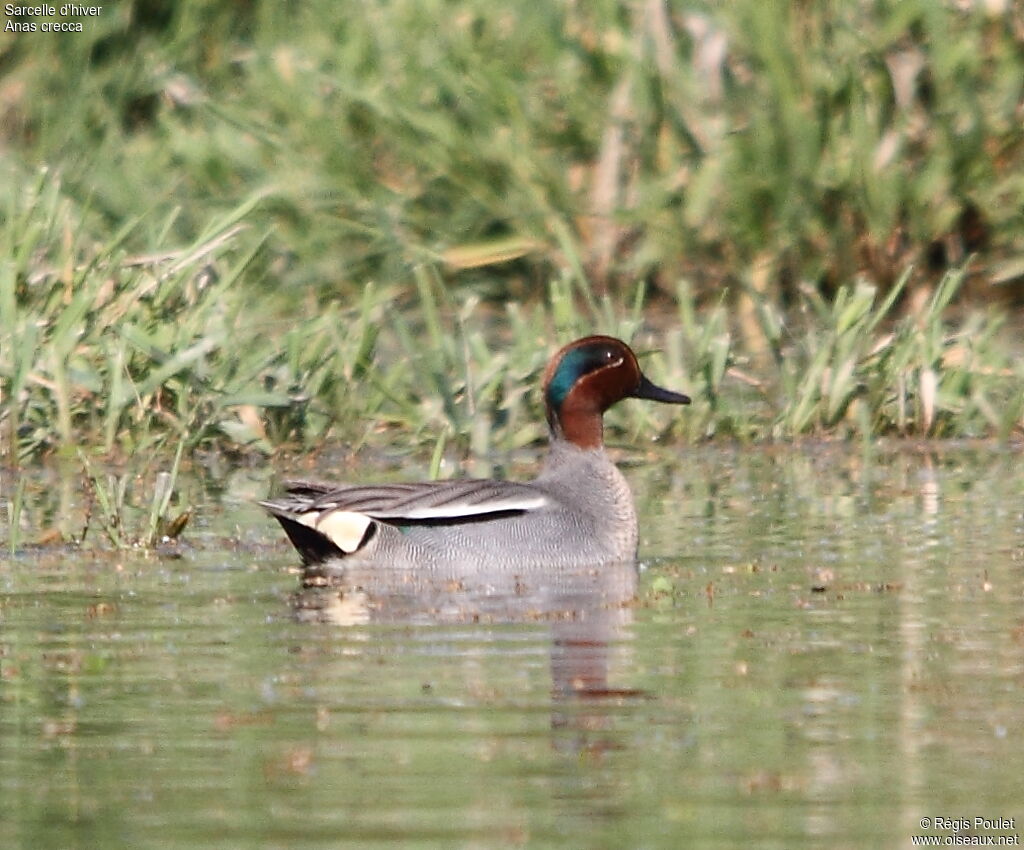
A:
[[544, 342, 620, 410]]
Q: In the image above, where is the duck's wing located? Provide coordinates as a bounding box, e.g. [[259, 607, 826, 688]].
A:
[[265, 478, 549, 520], [259, 478, 550, 564]]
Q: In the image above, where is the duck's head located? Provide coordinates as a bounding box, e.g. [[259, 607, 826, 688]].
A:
[[541, 335, 690, 449]]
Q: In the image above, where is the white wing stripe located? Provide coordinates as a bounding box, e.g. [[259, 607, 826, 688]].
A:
[[389, 496, 548, 520]]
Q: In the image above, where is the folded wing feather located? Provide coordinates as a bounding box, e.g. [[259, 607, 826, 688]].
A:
[[261, 479, 550, 555]]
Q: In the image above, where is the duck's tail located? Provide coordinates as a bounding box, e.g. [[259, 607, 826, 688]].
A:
[[259, 500, 357, 566]]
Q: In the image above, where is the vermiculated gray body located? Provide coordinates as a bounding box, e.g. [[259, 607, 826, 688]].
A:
[[355, 443, 636, 571]]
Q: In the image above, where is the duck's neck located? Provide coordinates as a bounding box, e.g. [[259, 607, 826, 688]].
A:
[[547, 405, 604, 450], [539, 431, 614, 482]]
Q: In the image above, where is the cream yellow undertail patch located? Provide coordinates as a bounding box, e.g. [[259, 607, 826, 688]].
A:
[[298, 510, 373, 554]]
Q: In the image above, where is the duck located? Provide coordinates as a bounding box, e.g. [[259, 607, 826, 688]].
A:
[[261, 335, 690, 573]]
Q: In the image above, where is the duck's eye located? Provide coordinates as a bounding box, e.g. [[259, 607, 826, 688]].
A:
[[602, 348, 624, 367]]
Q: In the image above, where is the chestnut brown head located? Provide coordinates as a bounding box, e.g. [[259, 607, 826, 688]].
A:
[[541, 336, 690, 448]]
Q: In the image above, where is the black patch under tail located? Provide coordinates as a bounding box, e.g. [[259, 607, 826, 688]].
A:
[[268, 513, 376, 566]]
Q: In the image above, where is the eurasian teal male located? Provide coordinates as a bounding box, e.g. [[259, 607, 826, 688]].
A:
[[261, 335, 690, 572]]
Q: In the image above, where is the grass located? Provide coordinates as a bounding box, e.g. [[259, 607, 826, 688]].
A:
[[0, 167, 1020, 552], [78, 440, 189, 549], [0, 168, 1019, 476], [1, 2, 1023, 480], [2, 1, 1023, 300]]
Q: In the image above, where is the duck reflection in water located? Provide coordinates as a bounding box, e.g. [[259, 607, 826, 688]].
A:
[[292, 558, 643, 753]]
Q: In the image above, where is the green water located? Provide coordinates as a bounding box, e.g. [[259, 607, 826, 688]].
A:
[[2, 445, 1023, 849]]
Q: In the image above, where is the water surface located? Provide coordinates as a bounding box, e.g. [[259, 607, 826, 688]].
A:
[[2, 444, 1022, 848]]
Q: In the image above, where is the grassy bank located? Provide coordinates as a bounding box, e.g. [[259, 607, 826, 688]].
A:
[[1, 1, 1023, 301], [1, 170, 1020, 470], [1, 2, 1023, 467]]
